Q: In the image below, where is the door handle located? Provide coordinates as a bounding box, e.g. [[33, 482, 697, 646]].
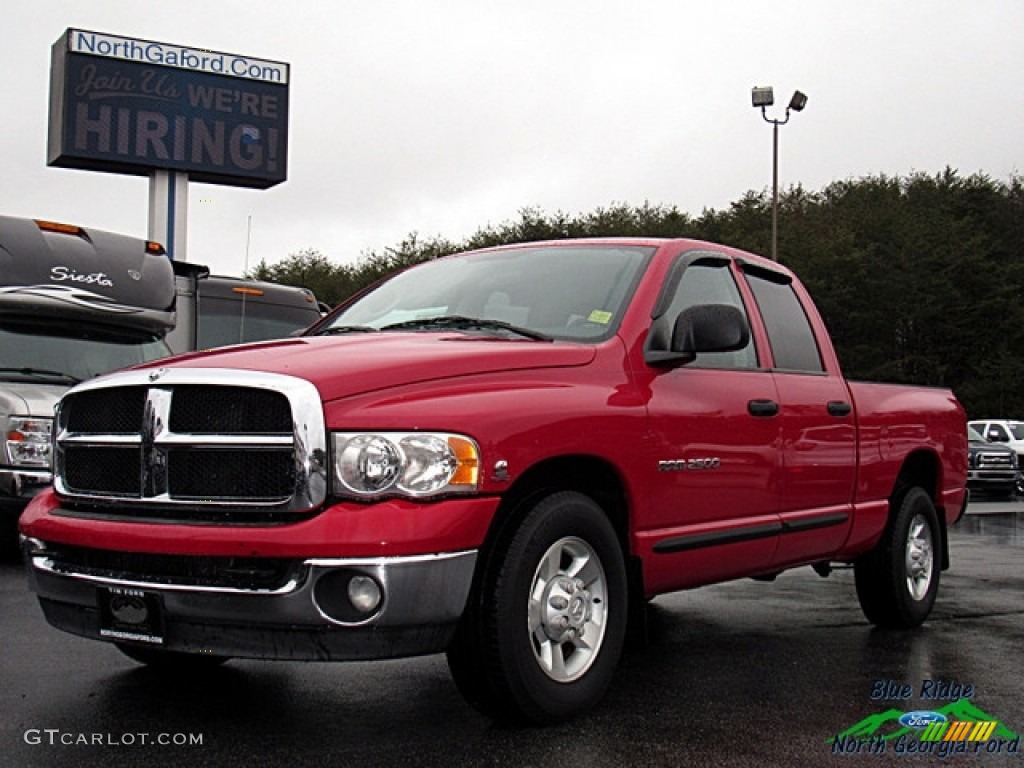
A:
[[827, 400, 852, 418], [748, 399, 780, 417]]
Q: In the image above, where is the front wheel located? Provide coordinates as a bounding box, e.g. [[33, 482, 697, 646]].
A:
[[447, 491, 627, 724], [854, 486, 941, 629]]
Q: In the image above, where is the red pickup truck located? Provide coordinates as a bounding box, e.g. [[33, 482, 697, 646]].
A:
[[20, 238, 968, 724]]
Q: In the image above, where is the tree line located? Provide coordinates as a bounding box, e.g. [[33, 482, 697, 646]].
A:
[[247, 169, 1024, 419]]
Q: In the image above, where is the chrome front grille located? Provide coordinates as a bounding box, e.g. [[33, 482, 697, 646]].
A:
[[54, 368, 327, 518], [976, 451, 1015, 470]]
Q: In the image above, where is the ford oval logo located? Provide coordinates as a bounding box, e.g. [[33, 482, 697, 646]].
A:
[[899, 711, 947, 729]]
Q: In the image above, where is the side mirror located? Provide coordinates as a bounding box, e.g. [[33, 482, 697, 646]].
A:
[[646, 304, 750, 366], [672, 304, 750, 356]]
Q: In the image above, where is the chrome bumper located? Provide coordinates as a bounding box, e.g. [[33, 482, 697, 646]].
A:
[[0, 467, 51, 512], [23, 540, 477, 661], [966, 469, 1017, 486]]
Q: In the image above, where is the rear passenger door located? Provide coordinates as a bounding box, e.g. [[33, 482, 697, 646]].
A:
[[741, 265, 856, 568]]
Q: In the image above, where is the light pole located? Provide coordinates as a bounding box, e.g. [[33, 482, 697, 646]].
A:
[[751, 86, 807, 261]]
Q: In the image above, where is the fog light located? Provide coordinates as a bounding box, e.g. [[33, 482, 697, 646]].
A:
[[347, 575, 382, 614], [313, 568, 386, 624]]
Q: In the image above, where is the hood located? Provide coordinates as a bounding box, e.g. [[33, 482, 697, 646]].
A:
[[0, 381, 66, 418], [147, 333, 597, 402], [968, 438, 1016, 454]]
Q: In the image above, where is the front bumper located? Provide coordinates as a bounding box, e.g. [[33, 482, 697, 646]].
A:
[[966, 468, 1017, 493], [23, 538, 477, 660], [0, 466, 51, 514]]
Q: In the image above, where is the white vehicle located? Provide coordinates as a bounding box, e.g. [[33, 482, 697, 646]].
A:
[[967, 419, 1024, 471], [1, 216, 176, 545]]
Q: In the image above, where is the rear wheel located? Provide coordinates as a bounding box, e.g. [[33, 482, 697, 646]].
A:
[[447, 491, 627, 724], [854, 486, 941, 628]]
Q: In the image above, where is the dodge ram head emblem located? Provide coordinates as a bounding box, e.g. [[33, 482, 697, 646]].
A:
[[109, 594, 149, 624]]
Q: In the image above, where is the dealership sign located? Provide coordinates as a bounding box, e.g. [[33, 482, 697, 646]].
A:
[[48, 29, 289, 188]]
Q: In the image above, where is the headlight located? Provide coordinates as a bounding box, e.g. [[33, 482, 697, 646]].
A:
[[5, 416, 54, 467], [332, 432, 480, 498]]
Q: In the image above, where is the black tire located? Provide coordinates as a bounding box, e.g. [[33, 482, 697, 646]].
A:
[[854, 487, 941, 629], [115, 643, 230, 671], [446, 491, 627, 724]]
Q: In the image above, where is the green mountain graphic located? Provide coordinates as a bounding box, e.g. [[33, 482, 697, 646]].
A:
[[829, 698, 1019, 743], [832, 708, 906, 741]]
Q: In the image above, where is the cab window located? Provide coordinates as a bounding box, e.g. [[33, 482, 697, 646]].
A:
[[662, 260, 757, 369], [986, 424, 1009, 442], [744, 268, 824, 373]]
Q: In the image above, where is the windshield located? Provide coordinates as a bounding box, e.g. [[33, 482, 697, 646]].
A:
[[0, 326, 169, 383], [320, 245, 653, 342], [968, 426, 986, 442], [198, 297, 321, 348]]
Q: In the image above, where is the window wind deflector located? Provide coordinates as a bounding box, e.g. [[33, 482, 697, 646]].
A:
[[738, 260, 793, 285], [380, 315, 553, 341]]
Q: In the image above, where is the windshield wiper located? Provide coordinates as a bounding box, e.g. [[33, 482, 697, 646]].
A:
[[316, 325, 380, 336], [380, 315, 552, 341], [0, 367, 82, 384]]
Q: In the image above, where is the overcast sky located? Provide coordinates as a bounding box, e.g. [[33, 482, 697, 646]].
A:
[[3, 1, 1022, 277]]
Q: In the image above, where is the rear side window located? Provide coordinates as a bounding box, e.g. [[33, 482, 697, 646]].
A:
[[744, 269, 824, 373]]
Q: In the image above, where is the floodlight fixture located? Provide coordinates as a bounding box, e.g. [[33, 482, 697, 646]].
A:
[[750, 85, 808, 261], [751, 86, 774, 108]]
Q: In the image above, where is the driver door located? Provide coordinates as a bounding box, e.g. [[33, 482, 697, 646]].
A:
[[640, 255, 782, 593]]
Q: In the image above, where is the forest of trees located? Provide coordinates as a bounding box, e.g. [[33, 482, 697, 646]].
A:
[[247, 170, 1024, 419]]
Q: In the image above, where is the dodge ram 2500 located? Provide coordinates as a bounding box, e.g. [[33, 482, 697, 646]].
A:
[[20, 238, 968, 724]]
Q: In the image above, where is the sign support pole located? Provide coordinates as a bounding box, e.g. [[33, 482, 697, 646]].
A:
[[148, 170, 189, 261]]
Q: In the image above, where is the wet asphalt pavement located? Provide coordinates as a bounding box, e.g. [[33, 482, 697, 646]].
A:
[[1, 503, 1022, 768]]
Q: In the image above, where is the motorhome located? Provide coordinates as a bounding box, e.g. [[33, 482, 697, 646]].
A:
[[0, 216, 176, 544]]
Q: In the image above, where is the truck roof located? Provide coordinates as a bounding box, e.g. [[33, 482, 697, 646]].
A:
[[464, 236, 794, 273], [201, 275, 320, 308]]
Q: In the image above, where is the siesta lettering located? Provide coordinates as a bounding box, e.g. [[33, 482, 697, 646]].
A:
[[50, 266, 114, 287]]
